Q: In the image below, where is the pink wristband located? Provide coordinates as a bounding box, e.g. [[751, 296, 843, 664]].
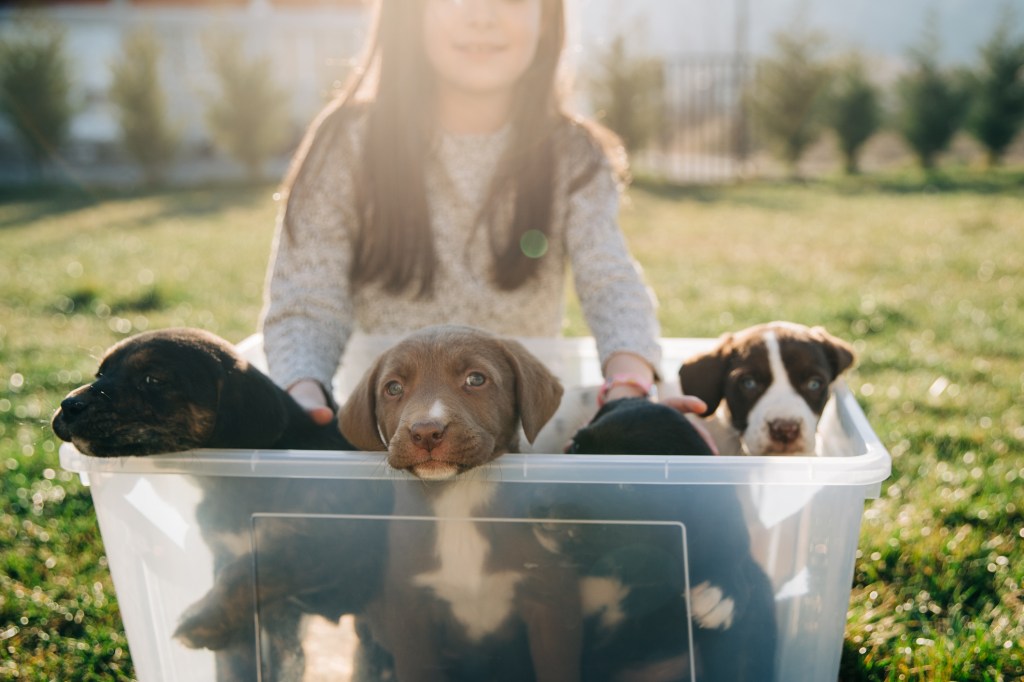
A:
[[597, 373, 654, 406]]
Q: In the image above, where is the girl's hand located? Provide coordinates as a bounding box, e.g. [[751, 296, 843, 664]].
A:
[[601, 381, 650, 403], [659, 394, 708, 416], [598, 354, 718, 452], [660, 395, 719, 455], [288, 379, 336, 426], [601, 352, 656, 403]]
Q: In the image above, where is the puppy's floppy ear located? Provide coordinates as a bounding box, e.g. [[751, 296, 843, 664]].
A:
[[338, 356, 387, 452], [678, 334, 732, 417], [810, 326, 857, 378], [499, 339, 563, 444], [213, 360, 290, 448]]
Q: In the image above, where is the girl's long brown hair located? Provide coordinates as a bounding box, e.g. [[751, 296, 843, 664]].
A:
[[282, 0, 616, 296]]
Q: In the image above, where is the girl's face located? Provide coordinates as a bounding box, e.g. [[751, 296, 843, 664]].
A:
[[423, 0, 543, 102]]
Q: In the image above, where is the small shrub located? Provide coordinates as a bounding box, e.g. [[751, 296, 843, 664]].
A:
[[895, 17, 970, 170], [823, 54, 883, 175], [586, 34, 664, 154], [203, 32, 292, 181], [109, 29, 179, 186], [963, 7, 1024, 167], [748, 28, 833, 178], [0, 15, 73, 175]]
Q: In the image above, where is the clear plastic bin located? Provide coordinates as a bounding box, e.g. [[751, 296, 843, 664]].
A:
[[60, 337, 890, 681]]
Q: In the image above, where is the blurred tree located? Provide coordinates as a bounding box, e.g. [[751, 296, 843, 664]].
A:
[[109, 30, 179, 187], [203, 32, 291, 181], [0, 15, 73, 176], [587, 34, 664, 154], [823, 54, 882, 175], [895, 15, 970, 170], [963, 7, 1024, 167], [748, 28, 832, 178]]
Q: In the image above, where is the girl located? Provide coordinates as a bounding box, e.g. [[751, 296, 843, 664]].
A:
[[261, 0, 681, 425]]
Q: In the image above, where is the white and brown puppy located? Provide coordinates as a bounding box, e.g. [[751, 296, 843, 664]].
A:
[[339, 325, 576, 682], [680, 322, 856, 456]]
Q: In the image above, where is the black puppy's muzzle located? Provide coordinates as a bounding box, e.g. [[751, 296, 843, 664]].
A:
[[58, 394, 89, 421], [53, 384, 110, 433]]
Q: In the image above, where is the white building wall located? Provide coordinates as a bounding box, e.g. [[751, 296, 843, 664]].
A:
[[0, 1, 368, 150]]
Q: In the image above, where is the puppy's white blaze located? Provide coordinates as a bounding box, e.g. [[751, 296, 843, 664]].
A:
[[690, 581, 735, 630], [742, 331, 817, 455], [414, 482, 523, 641], [428, 399, 448, 421], [580, 576, 630, 631]]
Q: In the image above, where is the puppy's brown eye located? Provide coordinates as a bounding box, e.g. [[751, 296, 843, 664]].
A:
[[465, 372, 486, 388], [384, 381, 403, 397], [144, 376, 162, 386]]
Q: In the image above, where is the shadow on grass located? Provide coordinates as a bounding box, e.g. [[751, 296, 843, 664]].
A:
[[633, 167, 1024, 205], [829, 168, 1024, 196], [0, 181, 272, 231], [838, 639, 877, 682], [0, 184, 98, 229], [631, 174, 809, 211]]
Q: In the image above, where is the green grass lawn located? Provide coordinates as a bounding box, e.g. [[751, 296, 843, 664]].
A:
[[1, 171, 1022, 680]]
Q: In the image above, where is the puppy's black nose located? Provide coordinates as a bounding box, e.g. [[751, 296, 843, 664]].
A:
[[410, 420, 446, 451], [59, 396, 89, 420], [768, 419, 801, 444]]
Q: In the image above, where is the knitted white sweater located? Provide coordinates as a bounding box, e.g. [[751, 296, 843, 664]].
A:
[[260, 114, 661, 392]]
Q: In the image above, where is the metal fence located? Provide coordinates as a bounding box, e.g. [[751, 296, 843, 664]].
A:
[[637, 54, 757, 184]]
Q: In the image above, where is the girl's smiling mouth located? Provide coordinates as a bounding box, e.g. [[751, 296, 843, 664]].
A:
[[454, 42, 507, 55]]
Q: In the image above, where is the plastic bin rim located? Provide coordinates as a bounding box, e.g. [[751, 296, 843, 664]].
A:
[[59, 442, 891, 487], [59, 384, 891, 488]]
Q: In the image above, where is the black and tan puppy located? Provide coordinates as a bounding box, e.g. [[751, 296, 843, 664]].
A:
[[52, 327, 346, 456], [52, 327, 390, 682], [553, 398, 778, 682], [338, 325, 581, 682]]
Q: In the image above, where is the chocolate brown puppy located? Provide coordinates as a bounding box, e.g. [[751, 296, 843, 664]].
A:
[[339, 325, 578, 682]]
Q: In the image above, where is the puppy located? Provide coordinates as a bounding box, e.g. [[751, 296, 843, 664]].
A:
[[338, 325, 580, 682], [565, 397, 711, 457], [52, 328, 390, 682], [679, 322, 856, 456], [560, 398, 778, 682], [52, 327, 346, 457], [339, 324, 564, 480]]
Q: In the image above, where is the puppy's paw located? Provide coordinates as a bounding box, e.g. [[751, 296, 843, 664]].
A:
[[690, 581, 735, 630], [580, 575, 629, 632]]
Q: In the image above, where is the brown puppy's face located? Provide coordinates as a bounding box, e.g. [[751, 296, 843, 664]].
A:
[[52, 328, 290, 457], [339, 326, 563, 481]]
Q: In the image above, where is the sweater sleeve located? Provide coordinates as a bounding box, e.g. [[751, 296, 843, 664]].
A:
[[259, 127, 358, 391], [564, 153, 663, 375]]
